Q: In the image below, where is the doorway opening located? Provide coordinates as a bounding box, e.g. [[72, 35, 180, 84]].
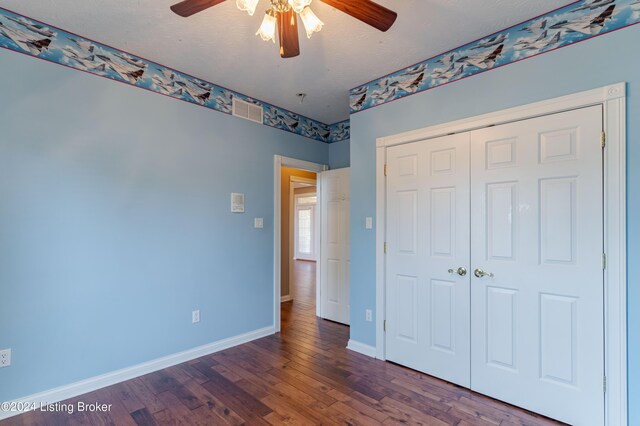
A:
[[273, 156, 326, 332], [273, 156, 351, 333], [280, 168, 317, 305]]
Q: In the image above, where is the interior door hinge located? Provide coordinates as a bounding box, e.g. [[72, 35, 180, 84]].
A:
[[384, 164, 388, 176], [603, 375, 607, 393], [603, 253, 607, 270], [383, 320, 386, 332], [601, 131, 606, 148], [384, 242, 387, 253]]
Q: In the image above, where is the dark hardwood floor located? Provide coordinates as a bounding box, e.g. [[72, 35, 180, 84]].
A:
[[3, 260, 564, 425]]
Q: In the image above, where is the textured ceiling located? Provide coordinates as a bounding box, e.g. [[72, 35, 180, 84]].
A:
[[0, 0, 571, 124]]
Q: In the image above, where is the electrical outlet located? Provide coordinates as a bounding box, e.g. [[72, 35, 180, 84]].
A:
[[0, 349, 11, 367], [365, 217, 373, 229], [365, 309, 373, 322], [192, 310, 200, 324]]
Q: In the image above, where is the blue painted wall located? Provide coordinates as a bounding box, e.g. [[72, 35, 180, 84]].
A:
[[349, 25, 639, 422], [0, 48, 328, 402], [0, 7, 339, 144], [329, 139, 351, 169]]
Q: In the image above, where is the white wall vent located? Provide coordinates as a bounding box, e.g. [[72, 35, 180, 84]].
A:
[[232, 98, 264, 124]]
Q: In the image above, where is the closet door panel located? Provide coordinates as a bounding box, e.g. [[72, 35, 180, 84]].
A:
[[469, 106, 604, 426], [385, 132, 471, 388]]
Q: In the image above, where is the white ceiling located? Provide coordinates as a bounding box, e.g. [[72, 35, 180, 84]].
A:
[[0, 0, 571, 124]]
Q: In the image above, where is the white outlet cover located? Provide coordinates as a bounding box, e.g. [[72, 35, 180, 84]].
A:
[[192, 310, 200, 324], [365, 309, 373, 322], [365, 217, 373, 229], [0, 349, 11, 367], [254, 218, 264, 228]]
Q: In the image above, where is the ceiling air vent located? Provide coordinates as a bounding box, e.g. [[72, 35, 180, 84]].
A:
[[232, 98, 263, 124]]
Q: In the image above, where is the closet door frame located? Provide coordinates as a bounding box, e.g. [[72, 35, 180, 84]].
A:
[[374, 83, 627, 426]]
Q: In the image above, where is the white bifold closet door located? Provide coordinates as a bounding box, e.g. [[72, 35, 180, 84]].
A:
[[385, 105, 604, 425], [319, 168, 350, 325]]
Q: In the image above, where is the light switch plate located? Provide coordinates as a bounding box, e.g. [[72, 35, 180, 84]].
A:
[[254, 218, 264, 228], [365, 217, 373, 229]]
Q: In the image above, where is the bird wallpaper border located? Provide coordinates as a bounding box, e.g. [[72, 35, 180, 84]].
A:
[[1, 1, 637, 142], [350, 0, 640, 114], [0, 6, 350, 144]]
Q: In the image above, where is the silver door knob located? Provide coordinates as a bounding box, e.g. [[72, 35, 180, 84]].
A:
[[448, 267, 467, 276], [474, 268, 494, 278]]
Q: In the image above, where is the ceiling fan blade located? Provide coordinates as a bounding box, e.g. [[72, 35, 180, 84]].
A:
[[320, 0, 397, 32], [170, 0, 227, 17], [277, 9, 300, 58]]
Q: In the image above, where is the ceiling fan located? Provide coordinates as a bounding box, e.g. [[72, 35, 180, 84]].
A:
[[170, 0, 397, 58]]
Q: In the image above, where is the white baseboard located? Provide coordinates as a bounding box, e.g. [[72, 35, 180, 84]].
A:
[[346, 339, 377, 358], [0, 326, 275, 420], [280, 295, 293, 302]]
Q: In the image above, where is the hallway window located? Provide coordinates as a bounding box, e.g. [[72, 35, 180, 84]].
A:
[[295, 194, 317, 260]]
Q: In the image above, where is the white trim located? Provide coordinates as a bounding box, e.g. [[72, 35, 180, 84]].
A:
[[274, 156, 327, 332], [375, 83, 627, 426], [281, 295, 293, 303], [377, 83, 626, 148], [315, 175, 323, 316], [375, 145, 387, 360], [347, 340, 377, 358], [602, 87, 627, 426], [0, 326, 275, 421]]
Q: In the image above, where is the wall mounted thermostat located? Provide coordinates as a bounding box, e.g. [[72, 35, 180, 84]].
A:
[[231, 193, 245, 213]]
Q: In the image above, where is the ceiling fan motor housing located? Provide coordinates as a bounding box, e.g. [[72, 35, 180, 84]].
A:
[[271, 0, 292, 13]]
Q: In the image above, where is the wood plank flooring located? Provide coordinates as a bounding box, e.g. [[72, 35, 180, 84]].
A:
[[3, 260, 564, 425]]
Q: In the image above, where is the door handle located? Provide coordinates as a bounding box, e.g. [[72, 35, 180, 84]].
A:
[[448, 267, 467, 277], [474, 268, 494, 278]]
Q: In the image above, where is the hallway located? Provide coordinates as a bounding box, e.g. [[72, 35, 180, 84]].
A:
[[281, 260, 319, 333]]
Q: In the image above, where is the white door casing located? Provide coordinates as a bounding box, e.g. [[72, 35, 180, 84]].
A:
[[385, 133, 471, 387], [469, 106, 604, 425], [320, 168, 350, 325]]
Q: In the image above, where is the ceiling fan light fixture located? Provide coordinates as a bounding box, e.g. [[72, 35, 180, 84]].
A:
[[256, 10, 277, 42], [299, 6, 323, 39], [169, 0, 397, 58], [236, 0, 259, 16], [288, 0, 312, 14]]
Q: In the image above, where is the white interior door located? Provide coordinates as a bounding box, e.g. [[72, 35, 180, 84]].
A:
[[320, 168, 350, 324], [469, 106, 604, 425], [385, 133, 471, 387]]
